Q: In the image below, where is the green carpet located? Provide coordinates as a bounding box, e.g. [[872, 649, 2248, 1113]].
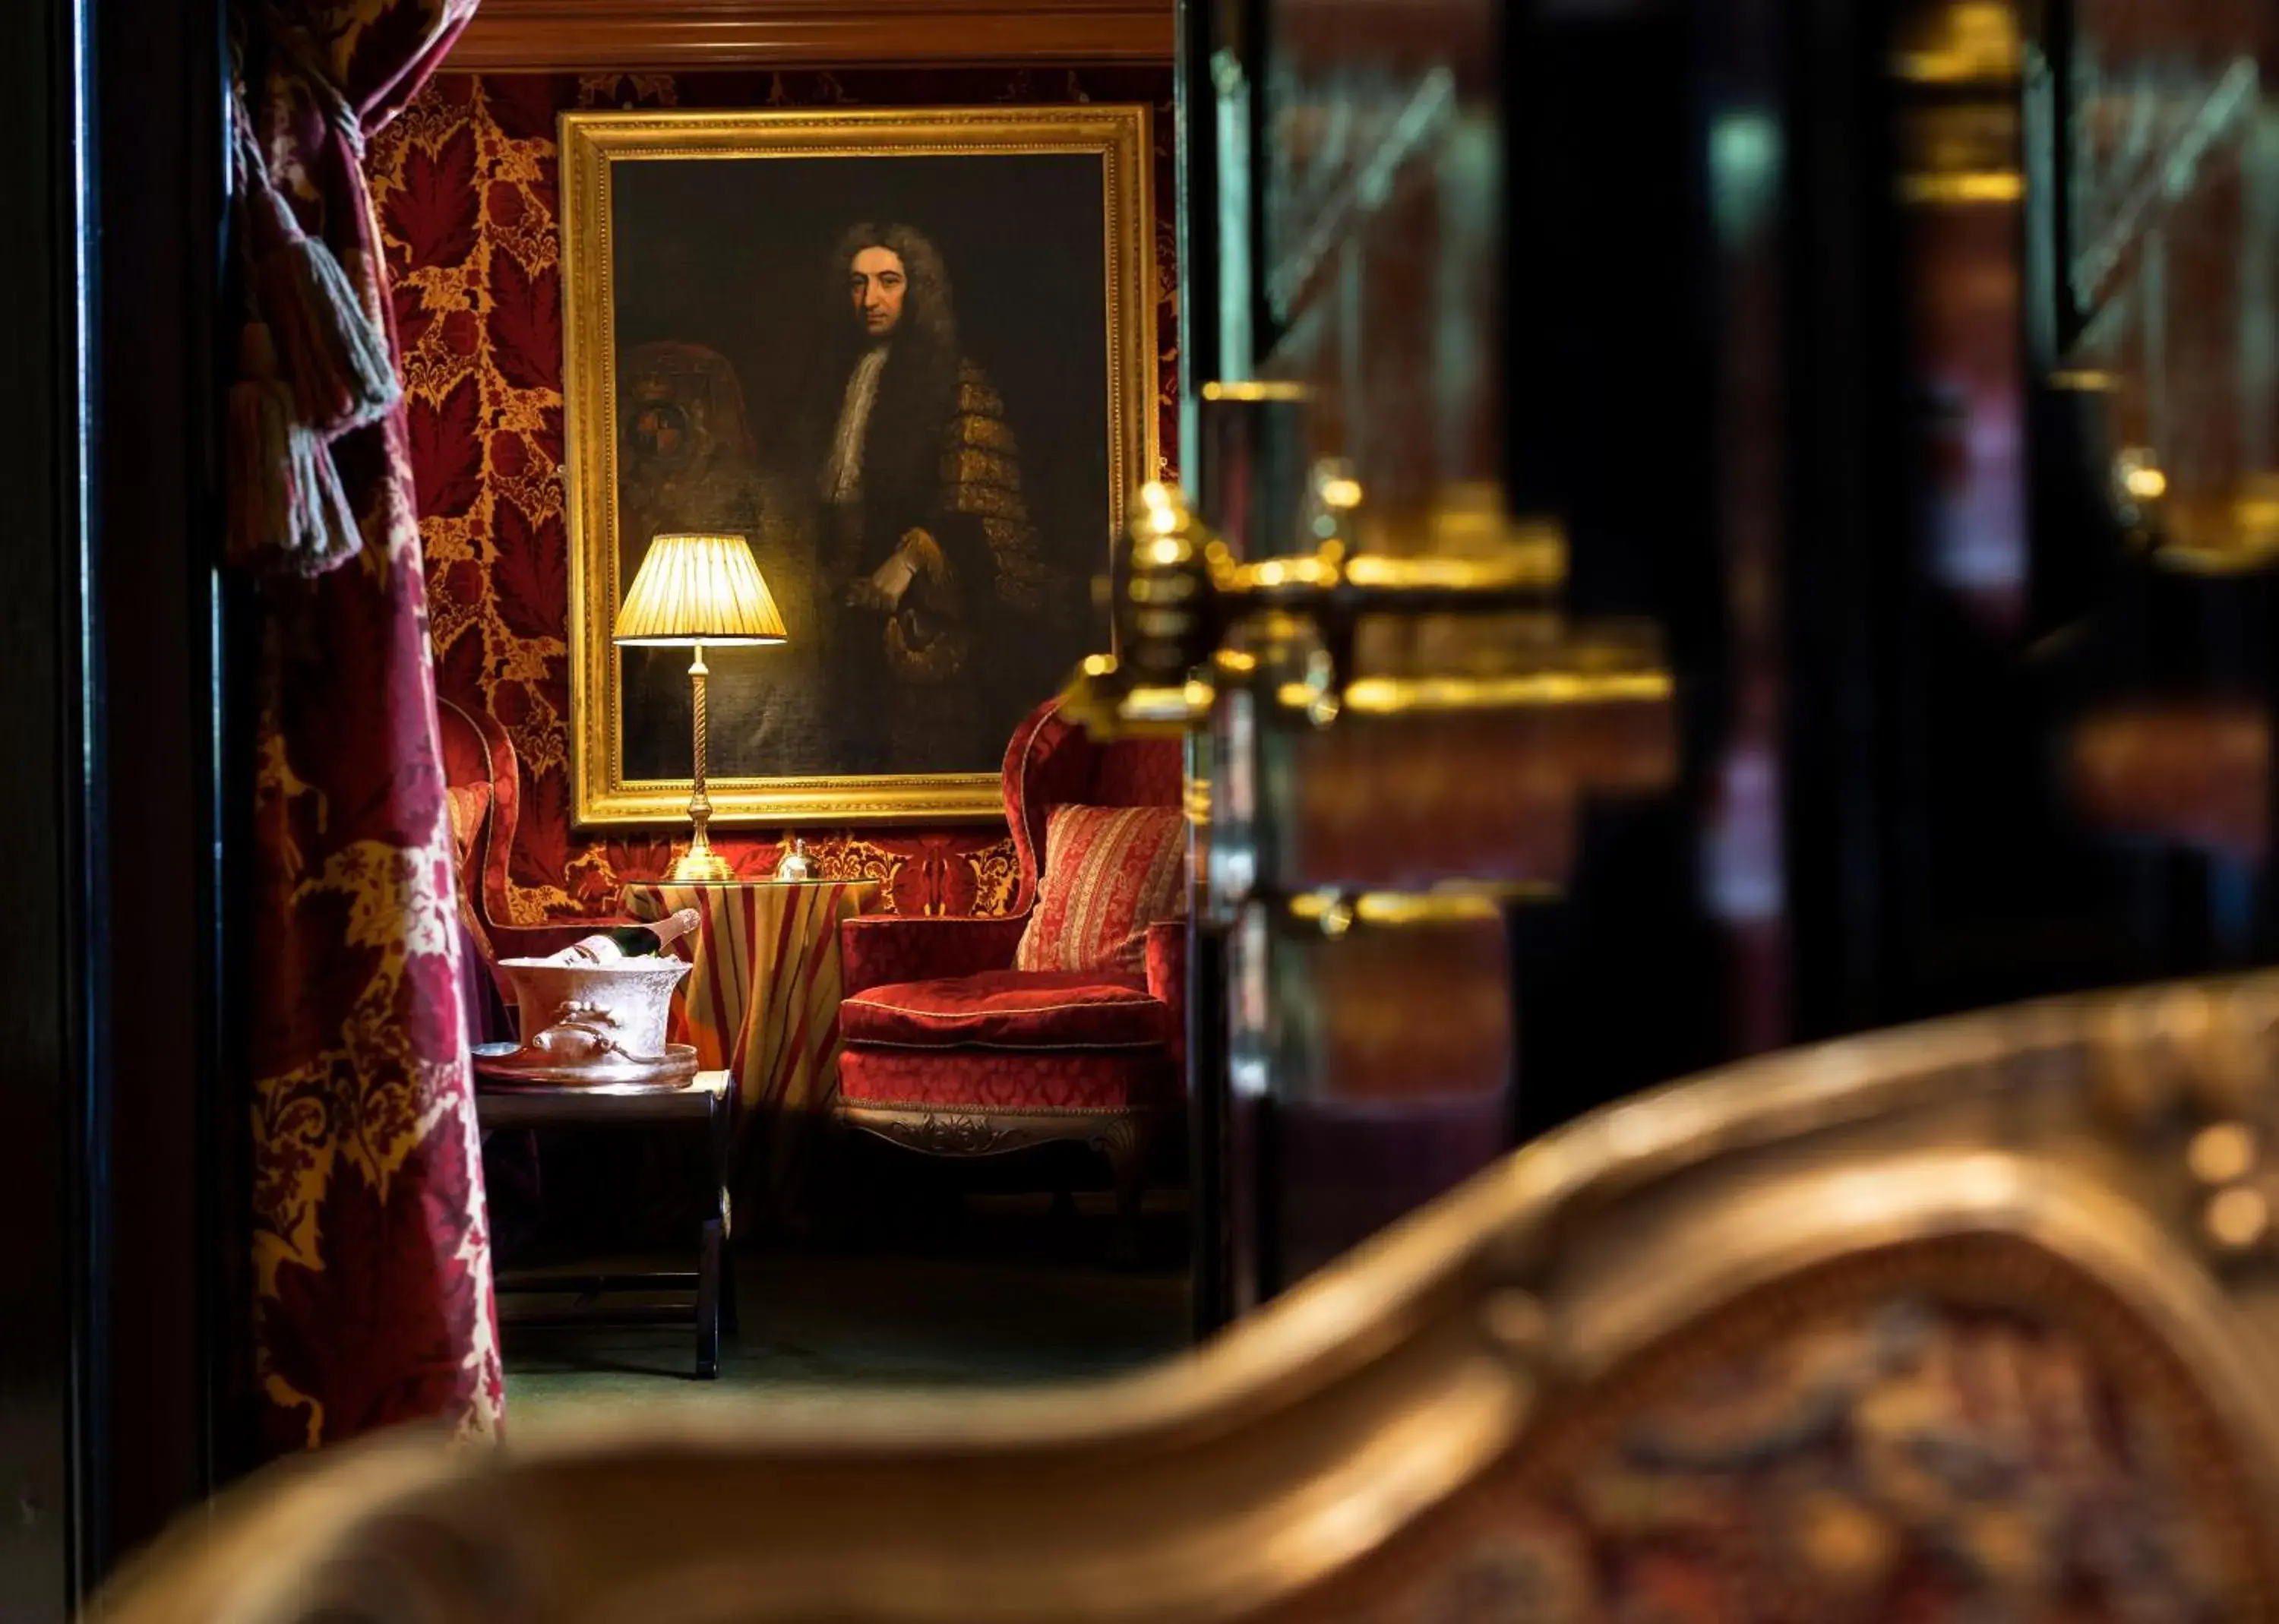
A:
[[501, 1193, 1192, 1420]]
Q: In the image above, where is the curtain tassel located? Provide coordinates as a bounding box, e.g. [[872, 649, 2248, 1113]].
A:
[[260, 215, 401, 438], [226, 321, 362, 577]]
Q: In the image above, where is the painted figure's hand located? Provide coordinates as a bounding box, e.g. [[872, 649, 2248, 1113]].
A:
[[846, 531, 939, 613], [846, 549, 916, 612]]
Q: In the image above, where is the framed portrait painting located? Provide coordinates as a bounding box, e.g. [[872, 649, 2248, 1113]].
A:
[[561, 106, 1157, 825]]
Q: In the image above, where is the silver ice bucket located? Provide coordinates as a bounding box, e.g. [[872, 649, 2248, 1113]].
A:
[[483, 956, 697, 1086]]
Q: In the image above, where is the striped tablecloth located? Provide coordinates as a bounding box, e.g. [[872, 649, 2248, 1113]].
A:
[[622, 879, 875, 1215]]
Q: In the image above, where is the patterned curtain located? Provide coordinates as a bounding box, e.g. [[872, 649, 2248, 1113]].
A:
[[232, 0, 503, 1452]]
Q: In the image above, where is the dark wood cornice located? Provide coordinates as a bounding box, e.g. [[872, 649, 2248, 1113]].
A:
[[446, 0, 1174, 72]]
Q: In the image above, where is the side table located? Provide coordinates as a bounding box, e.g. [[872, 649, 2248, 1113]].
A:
[[622, 878, 875, 1215], [476, 1070, 737, 1379]]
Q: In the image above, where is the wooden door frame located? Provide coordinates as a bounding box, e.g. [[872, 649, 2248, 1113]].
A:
[[0, 0, 233, 1615], [447, 0, 1174, 71], [0, 0, 101, 1607], [89, 0, 239, 1556]]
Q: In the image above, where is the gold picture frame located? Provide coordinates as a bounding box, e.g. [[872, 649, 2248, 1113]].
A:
[[561, 106, 1156, 826]]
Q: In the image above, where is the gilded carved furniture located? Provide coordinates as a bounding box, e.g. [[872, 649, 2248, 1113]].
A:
[[833, 698, 1184, 1240], [97, 968, 2279, 1621]]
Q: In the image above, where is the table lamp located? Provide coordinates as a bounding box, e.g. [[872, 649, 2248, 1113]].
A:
[[614, 532, 786, 882]]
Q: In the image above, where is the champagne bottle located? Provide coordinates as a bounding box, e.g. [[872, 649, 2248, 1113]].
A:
[[548, 907, 703, 965]]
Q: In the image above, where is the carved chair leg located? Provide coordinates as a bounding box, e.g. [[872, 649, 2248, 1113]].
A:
[[1101, 1118, 1149, 1269]]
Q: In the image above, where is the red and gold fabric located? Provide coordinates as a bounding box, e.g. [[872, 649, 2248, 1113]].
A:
[[1000, 703, 1184, 913], [239, 0, 504, 1456], [623, 879, 874, 1199], [443, 782, 490, 866], [841, 968, 1171, 1051], [838, 1045, 1172, 1114], [1013, 804, 1187, 975], [839, 912, 1031, 997]]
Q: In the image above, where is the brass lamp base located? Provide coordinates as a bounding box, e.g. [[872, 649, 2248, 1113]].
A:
[[670, 839, 736, 884], [670, 641, 738, 883]]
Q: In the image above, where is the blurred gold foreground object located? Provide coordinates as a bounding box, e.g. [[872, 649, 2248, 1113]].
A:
[[99, 969, 2279, 1622]]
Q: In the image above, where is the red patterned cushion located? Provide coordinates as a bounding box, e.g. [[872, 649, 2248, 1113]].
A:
[[842, 969, 1171, 1051], [839, 1044, 1174, 1111], [1014, 804, 1186, 975]]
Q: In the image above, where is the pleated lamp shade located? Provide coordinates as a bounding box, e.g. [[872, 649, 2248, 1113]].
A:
[[614, 532, 787, 646]]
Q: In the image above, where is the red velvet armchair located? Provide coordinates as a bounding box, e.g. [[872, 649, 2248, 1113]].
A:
[[438, 699, 620, 1029], [836, 699, 1187, 1230]]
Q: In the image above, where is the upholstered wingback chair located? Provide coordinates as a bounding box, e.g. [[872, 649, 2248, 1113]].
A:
[[438, 699, 618, 1021], [835, 697, 1187, 1231]]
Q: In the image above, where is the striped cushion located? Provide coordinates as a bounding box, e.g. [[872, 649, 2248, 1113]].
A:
[[1014, 804, 1187, 975]]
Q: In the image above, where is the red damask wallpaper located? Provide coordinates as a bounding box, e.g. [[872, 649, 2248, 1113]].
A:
[[367, 65, 1177, 922]]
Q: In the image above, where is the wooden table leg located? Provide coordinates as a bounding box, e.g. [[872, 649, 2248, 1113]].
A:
[[720, 1230, 741, 1340], [712, 1082, 739, 1340], [696, 1215, 722, 1379], [698, 1081, 738, 1373]]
